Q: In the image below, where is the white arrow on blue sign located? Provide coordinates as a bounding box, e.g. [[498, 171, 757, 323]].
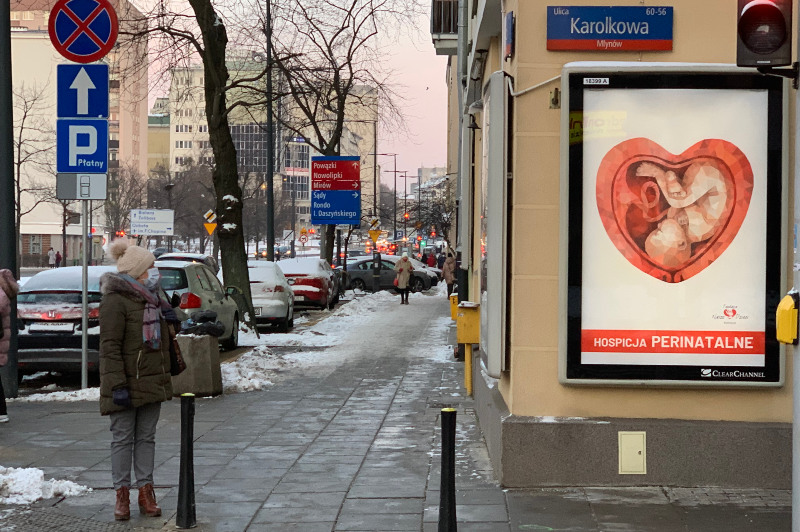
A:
[[57, 64, 109, 118], [57, 119, 108, 173]]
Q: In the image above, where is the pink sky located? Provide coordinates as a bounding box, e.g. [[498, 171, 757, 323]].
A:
[[377, 20, 449, 189]]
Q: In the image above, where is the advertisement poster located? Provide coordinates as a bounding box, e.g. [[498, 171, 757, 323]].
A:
[[564, 70, 784, 385]]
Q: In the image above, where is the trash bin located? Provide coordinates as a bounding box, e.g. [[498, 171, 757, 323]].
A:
[[449, 294, 458, 321], [171, 335, 223, 397]]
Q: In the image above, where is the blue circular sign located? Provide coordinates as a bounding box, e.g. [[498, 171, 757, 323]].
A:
[[49, 0, 118, 63]]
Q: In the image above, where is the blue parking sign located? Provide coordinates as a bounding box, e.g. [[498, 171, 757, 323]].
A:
[[57, 119, 108, 173], [57, 64, 109, 118]]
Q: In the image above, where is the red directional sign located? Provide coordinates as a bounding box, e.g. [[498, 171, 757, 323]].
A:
[[311, 157, 361, 191], [49, 0, 118, 64]]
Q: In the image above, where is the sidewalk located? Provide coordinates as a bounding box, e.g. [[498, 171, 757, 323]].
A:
[[0, 295, 792, 531]]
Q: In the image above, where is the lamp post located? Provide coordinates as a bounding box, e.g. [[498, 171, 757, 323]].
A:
[[370, 152, 397, 233], [164, 181, 175, 252]]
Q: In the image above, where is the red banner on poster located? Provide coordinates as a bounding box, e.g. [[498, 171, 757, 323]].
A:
[[311, 158, 360, 191]]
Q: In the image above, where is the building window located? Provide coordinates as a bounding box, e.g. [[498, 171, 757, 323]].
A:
[[30, 235, 41, 255]]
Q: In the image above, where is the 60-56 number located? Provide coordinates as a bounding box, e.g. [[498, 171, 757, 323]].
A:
[[645, 7, 669, 15]]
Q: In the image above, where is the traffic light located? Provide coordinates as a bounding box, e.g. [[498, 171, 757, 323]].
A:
[[403, 212, 410, 220], [430, 230, 436, 237], [416, 235, 422, 241], [737, 0, 792, 67]]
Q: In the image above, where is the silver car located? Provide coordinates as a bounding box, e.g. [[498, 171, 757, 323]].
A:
[[156, 260, 240, 349], [248, 260, 294, 331]]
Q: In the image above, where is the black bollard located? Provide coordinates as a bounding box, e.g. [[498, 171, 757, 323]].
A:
[[176, 393, 196, 529], [439, 408, 457, 531]]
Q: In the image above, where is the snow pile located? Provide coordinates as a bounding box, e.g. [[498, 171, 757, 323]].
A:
[[11, 387, 100, 403], [221, 346, 288, 393], [0, 467, 91, 504]]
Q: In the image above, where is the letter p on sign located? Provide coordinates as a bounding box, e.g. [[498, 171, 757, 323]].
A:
[[69, 125, 97, 165]]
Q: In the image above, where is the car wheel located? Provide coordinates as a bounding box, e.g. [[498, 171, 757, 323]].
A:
[[410, 276, 425, 293], [277, 309, 290, 333], [352, 278, 366, 291], [222, 313, 239, 350]]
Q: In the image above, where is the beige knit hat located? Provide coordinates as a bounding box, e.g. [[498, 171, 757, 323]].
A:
[[109, 239, 155, 279]]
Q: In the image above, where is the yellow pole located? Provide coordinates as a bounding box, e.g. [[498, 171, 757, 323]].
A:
[[464, 343, 473, 396]]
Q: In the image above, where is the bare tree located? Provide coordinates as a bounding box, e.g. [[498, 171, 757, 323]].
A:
[[13, 82, 55, 268], [105, 162, 148, 235]]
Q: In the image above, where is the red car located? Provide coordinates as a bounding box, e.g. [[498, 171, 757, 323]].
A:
[[276, 258, 338, 310]]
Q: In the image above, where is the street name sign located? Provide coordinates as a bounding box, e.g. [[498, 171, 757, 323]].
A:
[[310, 156, 361, 225], [56, 173, 107, 200], [546, 6, 673, 51], [130, 209, 174, 236], [57, 119, 108, 173], [49, 0, 119, 63], [57, 64, 109, 118]]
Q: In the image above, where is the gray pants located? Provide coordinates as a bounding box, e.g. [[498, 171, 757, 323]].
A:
[[109, 402, 161, 489]]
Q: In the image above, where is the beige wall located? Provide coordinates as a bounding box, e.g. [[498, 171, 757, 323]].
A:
[[468, 0, 795, 422]]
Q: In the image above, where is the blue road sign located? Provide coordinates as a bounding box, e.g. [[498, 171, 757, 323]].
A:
[[57, 64, 109, 118], [310, 190, 361, 225], [57, 119, 108, 173], [395, 230, 404, 240], [49, 0, 118, 64]]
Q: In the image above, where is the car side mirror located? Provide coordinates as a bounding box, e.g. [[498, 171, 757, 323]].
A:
[[225, 286, 242, 296]]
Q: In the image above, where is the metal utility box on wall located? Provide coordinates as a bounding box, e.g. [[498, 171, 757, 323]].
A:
[[457, 302, 480, 344]]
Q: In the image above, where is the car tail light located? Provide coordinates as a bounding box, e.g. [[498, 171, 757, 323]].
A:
[[88, 307, 100, 319], [274, 285, 284, 292], [180, 292, 203, 309]]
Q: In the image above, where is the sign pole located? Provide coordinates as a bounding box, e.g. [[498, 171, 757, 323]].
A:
[[81, 199, 89, 389]]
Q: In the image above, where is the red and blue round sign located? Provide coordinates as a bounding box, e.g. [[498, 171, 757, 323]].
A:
[[48, 0, 118, 64]]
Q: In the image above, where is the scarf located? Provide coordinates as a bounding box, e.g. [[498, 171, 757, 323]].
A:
[[121, 274, 162, 350]]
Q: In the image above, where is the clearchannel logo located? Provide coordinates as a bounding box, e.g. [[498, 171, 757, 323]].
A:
[[701, 369, 765, 378]]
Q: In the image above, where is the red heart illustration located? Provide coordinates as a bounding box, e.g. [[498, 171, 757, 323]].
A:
[[596, 138, 753, 283]]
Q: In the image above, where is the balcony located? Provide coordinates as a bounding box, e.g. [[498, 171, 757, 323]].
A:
[[431, 0, 458, 56]]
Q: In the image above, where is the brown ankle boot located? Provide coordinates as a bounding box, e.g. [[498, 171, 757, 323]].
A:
[[114, 486, 130, 521], [138, 483, 162, 517]]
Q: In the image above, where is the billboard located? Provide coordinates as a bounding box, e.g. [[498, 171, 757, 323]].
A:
[[561, 66, 785, 386]]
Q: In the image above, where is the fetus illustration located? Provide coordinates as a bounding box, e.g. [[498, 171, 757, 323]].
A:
[[595, 138, 753, 283]]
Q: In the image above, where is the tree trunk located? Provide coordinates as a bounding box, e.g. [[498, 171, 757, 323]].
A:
[[189, 0, 255, 324]]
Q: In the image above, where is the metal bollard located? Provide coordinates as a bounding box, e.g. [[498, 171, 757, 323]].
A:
[[176, 393, 196, 529], [439, 408, 457, 532]]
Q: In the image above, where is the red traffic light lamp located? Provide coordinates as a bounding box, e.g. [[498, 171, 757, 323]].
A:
[[737, 0, 792, 67], [403, 212, 410, 220]]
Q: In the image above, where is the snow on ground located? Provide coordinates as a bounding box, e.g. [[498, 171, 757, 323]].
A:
[[0, 466, 91, 505], [10, 387, 99, 403], [221, 346, 289, 393]]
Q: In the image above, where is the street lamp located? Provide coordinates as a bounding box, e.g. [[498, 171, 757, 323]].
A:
[[370, 152, 397, 235]]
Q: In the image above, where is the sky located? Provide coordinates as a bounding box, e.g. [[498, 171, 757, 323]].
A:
[[376, 16, 450, 187]]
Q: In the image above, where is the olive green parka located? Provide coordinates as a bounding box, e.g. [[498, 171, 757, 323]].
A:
[[99, 273, 172, 415]]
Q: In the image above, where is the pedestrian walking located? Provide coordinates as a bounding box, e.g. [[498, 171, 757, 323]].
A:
[[47, 247, 56, 268], [55, 251, 62, 268], [393, 252, 414, 305], [99, 239, 172, 521], [437, 252, 446, 269], [442, 251, 456, 296], [0, 269, 19, 424], [426, 253, 436, 267]]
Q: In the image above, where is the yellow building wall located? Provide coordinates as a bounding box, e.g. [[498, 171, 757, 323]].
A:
[[492, 0, 795, 422]]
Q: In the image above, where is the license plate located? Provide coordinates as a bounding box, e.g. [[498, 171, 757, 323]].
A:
[[294, 295, 305, 301], [254, 307, 262, 316], [29, 322, 75, 333]]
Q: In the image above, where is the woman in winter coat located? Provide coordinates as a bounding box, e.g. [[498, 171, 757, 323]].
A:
[[0, 269, 19, 424], [442, 252, 456, 296], [99, 239, 172, 521], [393, 252, 415, 305]]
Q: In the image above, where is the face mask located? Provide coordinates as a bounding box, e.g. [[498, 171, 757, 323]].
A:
[[144, 268, 161, 290]]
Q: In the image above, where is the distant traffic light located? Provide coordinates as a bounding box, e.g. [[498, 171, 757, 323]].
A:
[[430, 230, 436, 237], [737, 0, 792, 67], [416, 235, 422, 241], [403, 212, 410, 220]]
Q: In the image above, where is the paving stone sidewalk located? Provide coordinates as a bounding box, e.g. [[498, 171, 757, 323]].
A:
[[0, 295, 792, 531]]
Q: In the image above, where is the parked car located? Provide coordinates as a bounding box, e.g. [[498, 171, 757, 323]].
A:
[[343, 255, 431, 293], [156, 260, 240, 349], [407, 256, 442, 283], [16, 266, 116, 380], [155, 252, 219, 274], [152, 247, 169, 258], [248, 260, 294, 331], [276, 258, 337, 309]]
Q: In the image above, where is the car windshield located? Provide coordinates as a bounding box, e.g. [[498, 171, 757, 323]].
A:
[[20, 266, 114, 294], [157, 268, 189, 291]]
